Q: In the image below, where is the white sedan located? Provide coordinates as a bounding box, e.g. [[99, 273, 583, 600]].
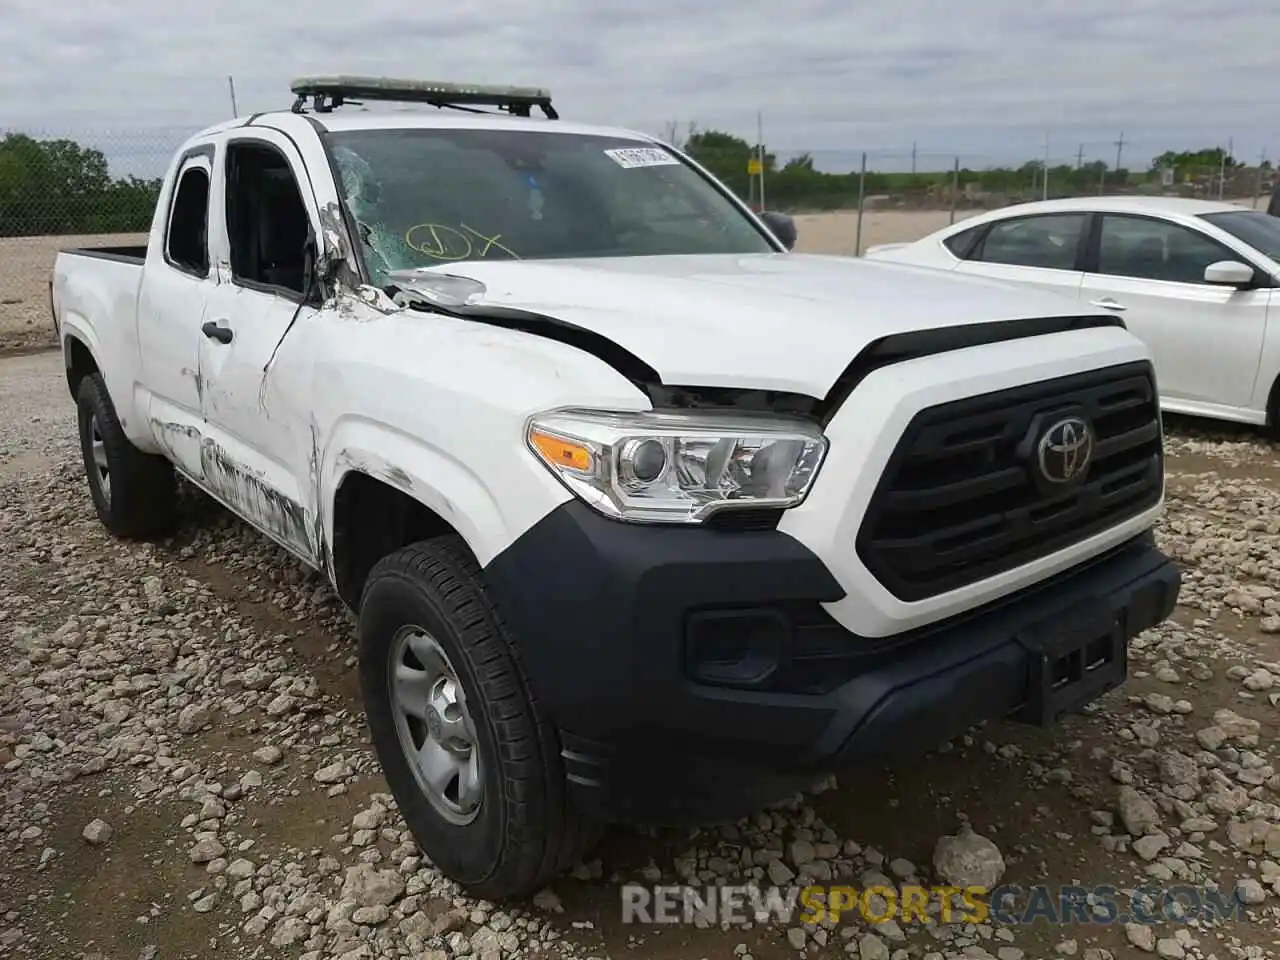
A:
[[865, 196, 1280, 428]]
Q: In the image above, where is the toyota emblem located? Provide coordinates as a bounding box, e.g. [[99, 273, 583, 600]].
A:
[[1036, 416, 1094, 484]]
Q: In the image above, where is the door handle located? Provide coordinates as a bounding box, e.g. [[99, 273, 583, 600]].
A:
[[1089, 298, 1127, 312], [201, 321, 233, 344]]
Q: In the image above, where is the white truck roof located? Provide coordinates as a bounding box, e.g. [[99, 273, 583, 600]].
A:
[[182, 75, 659, 149]]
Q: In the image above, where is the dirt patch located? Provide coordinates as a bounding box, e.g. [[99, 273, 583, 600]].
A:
[[0, 234, 147, 354]]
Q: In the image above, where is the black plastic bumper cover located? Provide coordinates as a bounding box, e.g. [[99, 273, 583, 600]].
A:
[[483, 500, 1180, 822]]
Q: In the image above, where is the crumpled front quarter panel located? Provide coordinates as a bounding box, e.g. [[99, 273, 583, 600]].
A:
[[309, 299, 651, 567]]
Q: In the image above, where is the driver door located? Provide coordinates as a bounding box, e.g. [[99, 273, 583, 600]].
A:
[[197, 129, 324, 565]]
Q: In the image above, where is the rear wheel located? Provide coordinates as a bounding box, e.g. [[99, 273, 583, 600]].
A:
[[358, 535, 599, 900], [76, 373, 177, 538]]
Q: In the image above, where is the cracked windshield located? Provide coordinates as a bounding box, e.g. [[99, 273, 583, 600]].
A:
[[328, 128, 775, 287]]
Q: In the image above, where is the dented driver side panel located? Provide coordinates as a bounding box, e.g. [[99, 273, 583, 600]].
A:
[[188, 123, 331, 566], [168, 111, 656, 585]]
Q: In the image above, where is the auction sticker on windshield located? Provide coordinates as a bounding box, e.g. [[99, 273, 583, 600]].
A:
[[605, 147, 680, 169]]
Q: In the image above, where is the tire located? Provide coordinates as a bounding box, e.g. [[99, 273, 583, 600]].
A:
[[358, 535, 600, 900], [76, 373, 177, 538]]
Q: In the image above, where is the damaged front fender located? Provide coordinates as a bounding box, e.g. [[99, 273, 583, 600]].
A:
[[320, 420, 550, 569]]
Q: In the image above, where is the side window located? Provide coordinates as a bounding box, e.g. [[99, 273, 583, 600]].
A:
[[1098, 215, 1233, 285], [942, 224, 982, 258], [970, 213, 1086, 270], [165, 166, 210, 276], [225, 141, 312, 297]]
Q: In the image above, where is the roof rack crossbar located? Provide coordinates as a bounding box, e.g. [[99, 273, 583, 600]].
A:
[[289, 75, 558, 119]]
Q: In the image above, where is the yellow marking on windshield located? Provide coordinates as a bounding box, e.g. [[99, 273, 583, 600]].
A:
[[405, 223, 473, 261], [460, 223, 521, 259], [404, 223, 522, 261]]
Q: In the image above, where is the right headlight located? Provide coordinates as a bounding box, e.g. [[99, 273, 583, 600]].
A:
[[526, 409, 828, 524]]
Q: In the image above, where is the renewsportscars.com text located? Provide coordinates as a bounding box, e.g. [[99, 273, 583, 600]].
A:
[[620, 883, 1250, 927]]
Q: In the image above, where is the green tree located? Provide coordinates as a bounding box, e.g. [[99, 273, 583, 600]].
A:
[[683, 127, 775, 202], [673, 127, 1164, 211], [782, 153, 816, 173], [0, 133, 161, 237], [1149, 147, 1238, 181]]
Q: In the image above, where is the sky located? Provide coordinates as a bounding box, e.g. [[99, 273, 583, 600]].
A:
[[3, 0, 1279, 176]]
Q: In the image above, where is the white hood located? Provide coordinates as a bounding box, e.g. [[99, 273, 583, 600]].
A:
[[402, 253, 1106, 398]]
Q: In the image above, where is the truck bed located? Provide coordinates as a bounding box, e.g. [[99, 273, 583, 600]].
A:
[[59, 244, 147, 265], [52, 246, 147, 368]]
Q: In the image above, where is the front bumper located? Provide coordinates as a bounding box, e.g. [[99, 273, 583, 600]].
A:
[[483, 500, 1180, 823]]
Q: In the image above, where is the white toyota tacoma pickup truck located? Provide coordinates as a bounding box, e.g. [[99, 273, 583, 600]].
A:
[[51, 77, 1180, 899]]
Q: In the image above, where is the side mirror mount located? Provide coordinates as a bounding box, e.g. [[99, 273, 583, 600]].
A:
[[1203, 259, 1256, 288], [316, 206, 356, 287], [758, 211, 797, 251], [301, 226, 326, 305]]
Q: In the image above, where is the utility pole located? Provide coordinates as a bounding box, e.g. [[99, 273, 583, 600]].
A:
[[1076, 144, 1084, 170], [950, 155, 960, 225], [1218, 137, 1233, 200], [756, 110, 766, 210], [911, 141, 917, 176], [1042, 130, 1050, 200], [227, 75, 239, 118], [1103, 131, 1125, 195], [1258, 148, 1269, 209]]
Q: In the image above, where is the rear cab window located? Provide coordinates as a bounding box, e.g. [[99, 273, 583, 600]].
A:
[[165, 161, 211, 277]]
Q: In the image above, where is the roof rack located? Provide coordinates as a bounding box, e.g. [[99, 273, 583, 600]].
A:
[[290, 75, 558, 119]]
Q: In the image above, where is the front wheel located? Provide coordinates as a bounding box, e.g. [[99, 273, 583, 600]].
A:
[[357, 536, 599, 900]]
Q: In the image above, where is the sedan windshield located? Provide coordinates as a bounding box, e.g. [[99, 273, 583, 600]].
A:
[[1199, 209, 1280, 263], [325, 127, 775, 287]]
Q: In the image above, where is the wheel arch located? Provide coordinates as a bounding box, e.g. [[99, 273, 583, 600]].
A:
[[318, 416, 571, 607], [329, 468, 468, 609], [63, 330, 102, 399]]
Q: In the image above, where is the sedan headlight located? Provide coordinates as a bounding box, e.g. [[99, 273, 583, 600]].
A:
[[526, 409, 828, 523]]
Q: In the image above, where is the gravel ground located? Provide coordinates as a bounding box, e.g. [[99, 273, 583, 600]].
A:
[[3, 351, 1280, 960]]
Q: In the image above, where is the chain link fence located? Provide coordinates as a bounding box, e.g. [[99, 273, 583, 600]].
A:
[[1, 127, 192, 238], [1, 124, 1274, 349], [776, 145, 1273, 256], [3, 126, 1272, 241], [0, 128, 196, 350]]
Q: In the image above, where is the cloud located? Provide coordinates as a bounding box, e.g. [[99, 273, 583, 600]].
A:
[[3, 0, 1278, 173]]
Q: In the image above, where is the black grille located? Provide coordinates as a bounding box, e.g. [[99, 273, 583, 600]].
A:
[[856, 361, 1163, 602]]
